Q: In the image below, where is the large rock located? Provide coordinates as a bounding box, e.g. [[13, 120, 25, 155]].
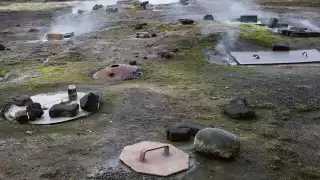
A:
[[223, 98, 255, 119], [0, 44, 5, 51], [49, 103, 79, 118], [194, 128, 240, 159], [80, 92, 100, 112], [12, 95, 33, 106], [240, 15, 257, 23], [268, 18, 279, 28], [203, 14, 214, 20], [92, 4, 104, 10], [26, 103, 44, 121], [272, 41, 290, 51], [178, 19, 194, 25]]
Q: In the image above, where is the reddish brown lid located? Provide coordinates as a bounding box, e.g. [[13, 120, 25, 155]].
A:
[[119, 141, 189, 176]]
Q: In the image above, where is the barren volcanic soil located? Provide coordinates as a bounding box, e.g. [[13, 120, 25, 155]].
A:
[[0, 0, 320, 180]]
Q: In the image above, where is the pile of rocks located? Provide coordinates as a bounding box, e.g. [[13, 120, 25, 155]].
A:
[[2, 91, 102, 124], [11, 95, 44, 124]]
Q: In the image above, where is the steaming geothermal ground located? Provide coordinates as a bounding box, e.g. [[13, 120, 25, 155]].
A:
[[1, 0, 320, 180]]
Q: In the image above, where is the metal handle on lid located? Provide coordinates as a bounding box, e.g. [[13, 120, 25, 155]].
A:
[[302, 52, 308, 57], [140, 145, 169, 162], [253, 54, 260, 59]]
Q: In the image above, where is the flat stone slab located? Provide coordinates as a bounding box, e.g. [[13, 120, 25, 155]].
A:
[[230, 49, 320, 65]]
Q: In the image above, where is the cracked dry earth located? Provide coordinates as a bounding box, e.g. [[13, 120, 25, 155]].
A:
[[1, 2, 320, 180]]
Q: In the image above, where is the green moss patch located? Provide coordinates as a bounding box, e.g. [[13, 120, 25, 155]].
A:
[[158, 24, 175, 32], [239, 23, 283, 46], [35, 62, 95, 83], [0, 69, 9, 76], [257, 0, 320, 7], [0, 2, 72, 12]]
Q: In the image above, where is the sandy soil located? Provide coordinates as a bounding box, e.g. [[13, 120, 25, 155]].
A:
[[0, 1, 320, 180]]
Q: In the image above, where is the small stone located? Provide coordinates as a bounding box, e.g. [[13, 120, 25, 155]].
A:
[[223, 98, 255, 119], [194, 128, 240, 159], [239, 15, 257, 23], [178, 19, 194, 25], [160, 51, 174, 59], [15, 111, 29, 124], [203, 14, 214, 20], [25, 131, 34, 135], [178, 122, 214, 137], [49, 103, 80, 118], [12, 95, 33, 106], [129, 60, 137, 65], [92, 4, 103, 10], [26, 103, 44, 121], [179, 0, 189, 5], [63, 32, 74, 38], [80, 92, 100, 112], [143, 34, 151, 38], [134, 23, 147, 30], [28, 28, 39, 33], [77, 9, 85, 14], [166, 127, 190, 142], [135, 24, 144, 30], [268, 18, 279, 28], [136, 32, 151, 38], [140, 1, 149, 9], [0, 44, 5, 51], [171, 48, 179, 53], [106, 7, 118, 13]]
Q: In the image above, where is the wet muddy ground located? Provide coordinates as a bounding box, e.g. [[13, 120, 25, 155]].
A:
[[1, 1, 320, 180]]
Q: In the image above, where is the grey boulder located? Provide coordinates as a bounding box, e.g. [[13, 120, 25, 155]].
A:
[[194, 128, 240, 159]]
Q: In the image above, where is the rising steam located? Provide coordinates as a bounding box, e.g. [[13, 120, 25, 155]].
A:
[[46, 0, 117, 38]]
